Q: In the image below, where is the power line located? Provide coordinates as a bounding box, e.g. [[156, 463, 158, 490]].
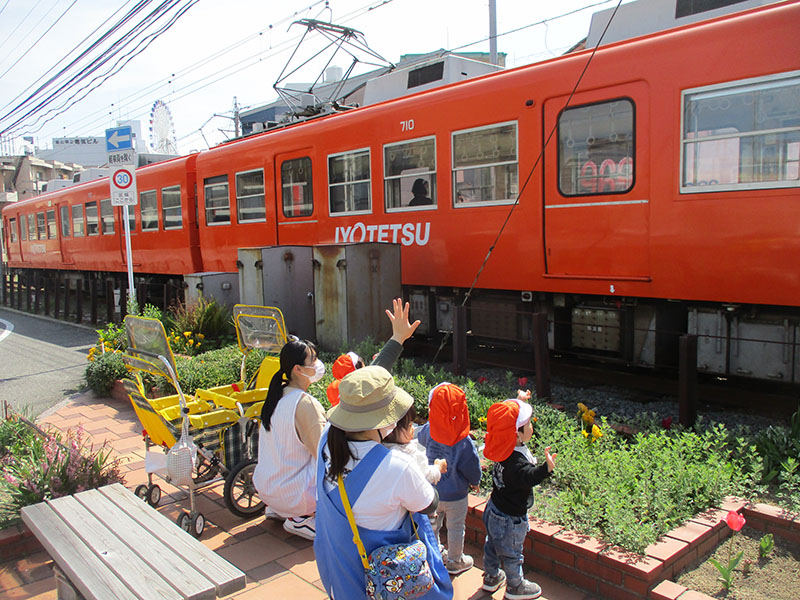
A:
[[0, 0, 80, 82], [0, 0, 47, 55]]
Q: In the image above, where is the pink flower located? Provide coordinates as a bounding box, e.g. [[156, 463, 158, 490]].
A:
[[661, 416, 673, 430], [3, 472, 17, 485], [518, 377, 528, 387], [477, 376, 488, 384], [725, 511, 746, 532]]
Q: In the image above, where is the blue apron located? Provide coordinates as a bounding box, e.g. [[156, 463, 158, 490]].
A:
[[314, 430, 453, 600]]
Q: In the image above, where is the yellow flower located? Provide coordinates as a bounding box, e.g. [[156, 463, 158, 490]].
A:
[[591, 424, 603, 440], [577, 403, 588, 413], [197, 333, 205, 339], [582, 430, 589, 438], [188, 339, 194, 345], [183, 331, 191, 337], [581, 410, 595, 424], [195, 342, 201, 347]]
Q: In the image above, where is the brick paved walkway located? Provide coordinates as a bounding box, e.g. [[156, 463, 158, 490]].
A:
[[0, 392, 597, 600]]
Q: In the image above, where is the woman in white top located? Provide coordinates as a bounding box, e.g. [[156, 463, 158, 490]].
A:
[[252, 337, 326, 540]]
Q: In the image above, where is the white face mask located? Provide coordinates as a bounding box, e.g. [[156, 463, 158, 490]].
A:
[[304, 358, 325, 384], [378, 423, 396, 441]]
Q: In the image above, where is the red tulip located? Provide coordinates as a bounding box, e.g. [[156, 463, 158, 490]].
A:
[[477, 376, 488, 384], [661, 416, 673, 430], [518, 377, 528, 387], [725, 511, 746, 532]]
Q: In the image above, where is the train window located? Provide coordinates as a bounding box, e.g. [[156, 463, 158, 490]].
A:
[[36, 212, 46, 239], [27, 214, 36, 240], [46, 210, 57, 239], [72, 205, 84, 237], [204, 175, 230, 225], [384, 136, 436, 211], [681, 71, 800, 192], [281, 157, 313, 218], [236, 169, 265, 223], [9, 218, 16, 243], [558, 99, 634, 196], [60, 206, 70, 238], [20, 215, 27, 241], [100, 199, 114, 235], [86, 202, 99, 236], [140, 190, 158, 231], [161, 186, 182, 229], [328, 148, 371, 215], [452, 122, 518, 206]]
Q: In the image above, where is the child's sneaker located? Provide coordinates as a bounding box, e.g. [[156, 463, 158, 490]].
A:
[[482, 569, 507, 592], [504, 578, 542, 599], [283, 515, 316, 540], [446, 554, 473, 575]]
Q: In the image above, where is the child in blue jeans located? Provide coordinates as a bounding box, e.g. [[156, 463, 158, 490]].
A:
[[482, 391, 556, 600], [416, 383, 481, 576]]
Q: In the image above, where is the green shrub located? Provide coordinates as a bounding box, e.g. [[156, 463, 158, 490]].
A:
[[84, 351, 128, 396], [166, 297, 234, 352]]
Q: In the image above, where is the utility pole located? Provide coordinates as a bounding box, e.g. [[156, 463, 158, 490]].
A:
[[489, 0, 498, 66], [233, 96, 240, 138]]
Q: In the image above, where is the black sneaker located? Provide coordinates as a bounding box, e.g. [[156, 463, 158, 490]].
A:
[[504, 578, 542, 600], [482, 569, 507, 592]]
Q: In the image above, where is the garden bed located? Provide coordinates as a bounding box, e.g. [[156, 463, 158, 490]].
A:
[[460, 497, 800, 600]]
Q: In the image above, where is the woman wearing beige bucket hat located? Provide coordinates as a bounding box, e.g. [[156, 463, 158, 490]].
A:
[[314, 366, 453, 599]]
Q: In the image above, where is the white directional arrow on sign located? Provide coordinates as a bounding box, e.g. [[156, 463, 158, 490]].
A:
[[108, 130, 131, 148]]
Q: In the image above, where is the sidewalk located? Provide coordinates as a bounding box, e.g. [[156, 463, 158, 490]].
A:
[[0, 391, 598, 600]]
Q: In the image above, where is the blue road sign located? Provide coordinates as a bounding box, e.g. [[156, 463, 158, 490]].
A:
[[105, 126, 133, 152]]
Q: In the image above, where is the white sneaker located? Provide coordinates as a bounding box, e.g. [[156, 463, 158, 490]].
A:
[[283, 515, 316, 540], [264, 506, 283, 521]]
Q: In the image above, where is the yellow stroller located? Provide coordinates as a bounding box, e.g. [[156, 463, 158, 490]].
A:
[[122, 306, 287, 536]]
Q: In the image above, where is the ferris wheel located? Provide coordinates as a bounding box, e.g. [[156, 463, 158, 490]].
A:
[[149, 100, 178, 154]]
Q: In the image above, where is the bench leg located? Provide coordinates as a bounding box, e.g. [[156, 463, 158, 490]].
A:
[[53, 564, 86, 600]]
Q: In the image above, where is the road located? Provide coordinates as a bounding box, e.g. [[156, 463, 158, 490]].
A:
[[0, 307, 98, 417]]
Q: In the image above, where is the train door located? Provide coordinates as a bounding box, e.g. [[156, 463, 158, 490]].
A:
[[543, 82, 650, 280], [57, 203, 74, 265]]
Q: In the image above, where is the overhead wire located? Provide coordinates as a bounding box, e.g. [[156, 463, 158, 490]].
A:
[[9, 0, 201, 137], [432, 0, 625, 363], [0, 1, 137, 116], [0, 0, 80, 82], [0, 0, 191, 135], [0, 0, 47, 55]]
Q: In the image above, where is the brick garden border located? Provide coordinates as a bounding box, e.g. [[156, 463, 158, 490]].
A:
[[464, 495, 800, 600]]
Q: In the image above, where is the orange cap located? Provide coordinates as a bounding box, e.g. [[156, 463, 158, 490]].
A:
[[428, 383, 470, 446], [484, 400, 520, 462], [332, 352, 360, 380], [326, 379, 342, 406]]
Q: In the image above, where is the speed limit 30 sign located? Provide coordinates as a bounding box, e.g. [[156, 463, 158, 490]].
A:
[[110, 161, 137, 205]]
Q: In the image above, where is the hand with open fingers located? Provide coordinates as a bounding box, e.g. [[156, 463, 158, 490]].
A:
[[386, 297, 421, 343], [545, 446, 557, 472], [435, 458, 447, 474], [517, 389, 532, 402]]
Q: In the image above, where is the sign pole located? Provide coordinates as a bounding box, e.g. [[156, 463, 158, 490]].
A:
[[106, 125, 138, 313], [122, 205, 135, 306]]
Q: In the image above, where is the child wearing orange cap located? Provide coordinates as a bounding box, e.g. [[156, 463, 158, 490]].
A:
[[325, 352, 363, 406], [416, 383, 482, 576], [481, 391, 556, 600]]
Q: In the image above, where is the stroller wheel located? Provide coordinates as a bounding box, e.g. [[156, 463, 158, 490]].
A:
[[190, 513, 205, 538], [134, 484, 148, 500], [224, 458, 265, 518], [177, 511, 191, 532], [193, 452, 220, 484], [147, 484, 161, 507]]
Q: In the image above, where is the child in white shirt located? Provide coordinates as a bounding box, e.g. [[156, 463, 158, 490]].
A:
[[383, 404, 446, 484]]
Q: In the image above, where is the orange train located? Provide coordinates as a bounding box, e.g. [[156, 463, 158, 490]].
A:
[[4, 2, 800, 382]]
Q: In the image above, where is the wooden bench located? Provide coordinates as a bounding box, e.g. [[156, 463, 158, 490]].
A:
[[21, 483, 246, 600]]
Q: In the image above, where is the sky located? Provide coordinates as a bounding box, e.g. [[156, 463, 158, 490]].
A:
[[0, 0, 631, 155]]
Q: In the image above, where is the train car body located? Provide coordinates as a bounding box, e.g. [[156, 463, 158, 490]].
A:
[[4, 1, 799, 381], [5, 155, 201, 276]]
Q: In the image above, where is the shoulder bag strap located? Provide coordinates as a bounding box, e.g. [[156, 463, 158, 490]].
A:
[[337, 474, 371, 571]]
